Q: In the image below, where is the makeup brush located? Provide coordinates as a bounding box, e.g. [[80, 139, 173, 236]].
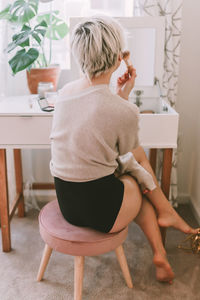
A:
[[122, 50, 133, 73]]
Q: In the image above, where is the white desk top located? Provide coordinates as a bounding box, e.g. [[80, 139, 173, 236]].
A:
[[0, 95, 53, 116]]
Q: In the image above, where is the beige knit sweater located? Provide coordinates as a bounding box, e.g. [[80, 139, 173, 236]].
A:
[[49, 84, 156, 191]]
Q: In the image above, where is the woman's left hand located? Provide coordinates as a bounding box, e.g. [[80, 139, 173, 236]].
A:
[[117, 67, 137, 100]]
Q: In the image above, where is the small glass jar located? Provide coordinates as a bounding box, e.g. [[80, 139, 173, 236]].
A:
[[37, 82, 54, 99], [45, 92, 58, 106]]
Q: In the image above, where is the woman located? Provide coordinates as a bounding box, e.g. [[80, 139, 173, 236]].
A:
[[50, 16, 199, 284]]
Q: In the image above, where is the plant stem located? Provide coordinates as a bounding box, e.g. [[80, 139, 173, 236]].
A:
[[41, 43, 48, 67]]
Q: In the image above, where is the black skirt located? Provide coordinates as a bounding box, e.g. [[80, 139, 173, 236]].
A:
[[54, 174, 124, 233]]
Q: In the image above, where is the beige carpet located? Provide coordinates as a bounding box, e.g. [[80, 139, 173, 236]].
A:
[[0, 201, 200, 300]]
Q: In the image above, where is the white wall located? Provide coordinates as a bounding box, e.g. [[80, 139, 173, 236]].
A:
[[176, 0, 200, 220]]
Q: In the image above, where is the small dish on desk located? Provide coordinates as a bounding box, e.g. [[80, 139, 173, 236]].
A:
[[37, 92, 58, 112], [38, 97, 54, 112]]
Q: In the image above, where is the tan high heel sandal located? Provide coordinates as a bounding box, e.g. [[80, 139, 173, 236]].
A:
[[178, 229, 200, 254]]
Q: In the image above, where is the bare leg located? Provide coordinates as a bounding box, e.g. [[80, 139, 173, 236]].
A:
[[134, 197, 174, 283], [132, 147, 199, 234], [111, 173, 174, 282]]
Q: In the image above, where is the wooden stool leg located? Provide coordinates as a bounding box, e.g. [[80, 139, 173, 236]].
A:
[[37, 244, 53, 281], [115, 244, 133, 288], [74, 256, 84, 300], [14, 149, 25, 217]]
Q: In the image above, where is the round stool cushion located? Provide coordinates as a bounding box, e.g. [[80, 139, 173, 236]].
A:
[[39, 200, 128, 256]]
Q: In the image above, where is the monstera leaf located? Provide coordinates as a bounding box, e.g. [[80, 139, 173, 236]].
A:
[[37, 12, 68, 40], [6, 25, 31, 53], [10, 0, 39, 24], [0, 5, 11, 20], [9, 48, 39, 74], [6, 21, 47, 53], [33, 20, 48, 41], [0, 4, 18, 23]]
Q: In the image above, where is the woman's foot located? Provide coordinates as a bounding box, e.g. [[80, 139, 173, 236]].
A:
[[153, 253, 174, 284], [157, 207, 199, 234]]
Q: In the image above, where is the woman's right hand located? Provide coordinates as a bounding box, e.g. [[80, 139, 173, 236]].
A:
[[117, 67, 137, 100]]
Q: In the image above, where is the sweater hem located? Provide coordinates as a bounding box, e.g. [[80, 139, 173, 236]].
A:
[[50, 170, 116, 183]]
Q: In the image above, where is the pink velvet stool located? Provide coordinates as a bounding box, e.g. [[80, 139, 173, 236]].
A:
[[37, 200, 133, 300]]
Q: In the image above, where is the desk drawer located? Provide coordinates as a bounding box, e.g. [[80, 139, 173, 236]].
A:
[[139, 113, 179, 148], [0, 116, 52, 145]]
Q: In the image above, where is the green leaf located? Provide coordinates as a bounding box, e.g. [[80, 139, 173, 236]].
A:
[[19, 38, 30, 48], [0, 4, 11, 20], [6, 25, 31, 53], [48, 21, 69, 40], [8, 14, 18, 24], [10, 0, 39, 24], [21, 24, 32, 32], [6, 41, 18, 53], [16, 24, 31, 47], [37, 13, 68, 40], [12, 32, 30, 45], [33, 20, 47, 39], [9, 48, 39, 74], [32, 32, 41, 45], [6, 36, 29, 53], [34, 20, 47, 29], [37, 11, 59, 24]]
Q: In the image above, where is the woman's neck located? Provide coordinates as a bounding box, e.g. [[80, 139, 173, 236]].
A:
[[91, 73, 112, 85], [80, 71, 113, 87]]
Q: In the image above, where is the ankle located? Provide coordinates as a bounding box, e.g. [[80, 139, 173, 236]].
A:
[[153, 247, 167, 258], [157, 205, 174, 216]]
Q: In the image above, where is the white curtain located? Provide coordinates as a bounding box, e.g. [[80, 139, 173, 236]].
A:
[[134, 0, 183, 206], [0, 1, 8, 97]]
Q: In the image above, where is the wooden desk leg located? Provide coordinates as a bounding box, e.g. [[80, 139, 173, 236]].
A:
[[0, 149, 11, 252], [161, 148, 173, 244], [149, 149, 157, 172], [14, 149, 25, 217]]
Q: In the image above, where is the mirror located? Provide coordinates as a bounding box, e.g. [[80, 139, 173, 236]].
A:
[[111, 27, 156, 87], [70, 17, 165, 88]]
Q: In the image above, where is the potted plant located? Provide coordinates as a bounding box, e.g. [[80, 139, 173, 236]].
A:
[[0, 0, 69, 93]]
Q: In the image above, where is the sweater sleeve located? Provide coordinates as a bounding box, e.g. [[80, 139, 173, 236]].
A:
[[115, 101, 156, 192], [116, 152, 157, 192]]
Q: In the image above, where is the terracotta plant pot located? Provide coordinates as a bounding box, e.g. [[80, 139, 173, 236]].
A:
[[26, 64, 61, 94]]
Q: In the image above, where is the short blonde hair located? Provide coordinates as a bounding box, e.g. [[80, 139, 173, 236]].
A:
[[71, 16, 125, 79]]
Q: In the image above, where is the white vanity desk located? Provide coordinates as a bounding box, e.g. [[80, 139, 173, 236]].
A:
[[0, 95, 178, 252]]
